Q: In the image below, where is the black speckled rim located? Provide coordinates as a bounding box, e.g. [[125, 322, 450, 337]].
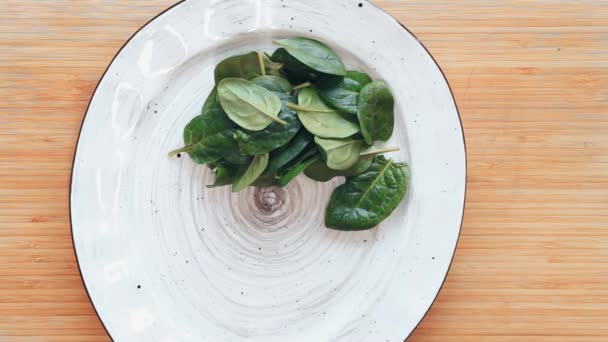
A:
[[68, 1, 467, 341]]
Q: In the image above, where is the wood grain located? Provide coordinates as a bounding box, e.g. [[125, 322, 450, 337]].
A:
[[1, 0, 607, 341]]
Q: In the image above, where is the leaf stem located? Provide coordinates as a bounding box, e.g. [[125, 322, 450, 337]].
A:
[[257, 52, 266, 76], [285, 103, 334, 113], [168, 145, 193, 157], [292, 81, 312, 90], [270, 116, 288, 125], [360, 147, 401, 156]]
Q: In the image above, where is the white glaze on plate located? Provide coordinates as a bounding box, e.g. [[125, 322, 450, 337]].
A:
[[70, 0, 466, 341]]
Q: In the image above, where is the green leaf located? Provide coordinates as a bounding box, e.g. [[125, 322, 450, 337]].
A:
[[316, 71, 372, 114], [290, 88, 359, 139], [357, 81, 395, 145], [315, 137, 365, 171], [234, 104, 301, 155], [169, 89, 246, 165], [304, 145, 398, 182], [263, 54, 283, 76], [274, 37, 346, 76], [252, 130, 314, 188], [303, 157, 369, 182], [207, 162, 249, 188], [269, 48, 320, 84], [207, 165, 232, 188], [214, 51, 263, 83], [325, 156, 409, 231], [267, 130, 314, 174], [276, 147, 318, 187], [277, 155, 319, 187], [217, 78, 286, 131], [346, 71, 373, 86], [232, 153, 269, 192], [303, 160, 339, 182], [250, 75, 293, 93]]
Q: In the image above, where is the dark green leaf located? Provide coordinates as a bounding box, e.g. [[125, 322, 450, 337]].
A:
[[304, 154, 373, 182], [214, 51, 263, 83], [325, 156, 409, 231], [346, 71, 373, 86], [267, 130, 314, 174], [357, 81, 395, 145], [252, 130, 314, 188], [217, 78, 285, 131], [315, 137, 365, 170], [276, 147, 319, 187], [277, 155, 319, 187], [250, 75, 293, 93], [232, 153, 269, 192], [252, 172, 278, 188], [170, 89, 245, 165], [207, 162, 249, 188], [316, 71, 372, 114], [235, 104, 301, 155], [270, 48, 320, 84], [291, 88, 359, 139], [274, 37, 346, 76]]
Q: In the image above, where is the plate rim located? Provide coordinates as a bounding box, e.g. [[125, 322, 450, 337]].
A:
[[68, 1, 467, 340]]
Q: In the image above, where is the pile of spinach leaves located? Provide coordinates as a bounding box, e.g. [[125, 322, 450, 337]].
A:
[[169, 37, 409, 231]]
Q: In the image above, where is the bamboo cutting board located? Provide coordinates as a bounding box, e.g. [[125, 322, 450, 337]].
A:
[[1, 1, 607, 341]]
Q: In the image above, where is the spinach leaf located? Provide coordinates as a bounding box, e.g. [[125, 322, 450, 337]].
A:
[[267, 130, 314, 174], [305, 145, 397, 182], [207, 165, 233, 188], [304, 160, 335, 182], [276, 147, 318, 187], [357, 81, 395, 145], [207, 162, 249, 188], [252, 130, 313, 188], [252, 172, 278, 188], [304, 157, 369, 182], [234, 104, 301, 155], [263, 54, 283, 76], [304, 146, 398, 182], [346, 71, 373, 86], [214, 51, 264, 83], [232, 153, 269, 192], [289, 88, 359, 139], [325, 156, 409, 231], [169, 89, 245, 165], [274, 37, 346, 76], [217, 78, 286, 131], [315, 137, 365, 171], [269, 48, 320, 84], [250, 75, 293, 93], [277, 155, 319, 187], [316, 71, 372, 114]]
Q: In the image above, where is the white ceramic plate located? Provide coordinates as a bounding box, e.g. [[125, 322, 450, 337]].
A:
[[70, 0, 466, 341]]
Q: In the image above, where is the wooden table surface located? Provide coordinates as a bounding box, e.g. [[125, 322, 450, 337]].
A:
[[1, 0, 607, 341]]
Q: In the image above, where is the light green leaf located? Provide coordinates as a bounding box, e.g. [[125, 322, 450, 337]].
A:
[[290, 88, 359, 139], [217, 78, 286, 131], [315, 137, 365, 171], [232, 153, 269, 192], [250, 75, 293, 93]]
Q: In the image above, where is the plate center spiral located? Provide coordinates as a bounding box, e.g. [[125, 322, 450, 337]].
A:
[[254, 187, 286, 215]]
